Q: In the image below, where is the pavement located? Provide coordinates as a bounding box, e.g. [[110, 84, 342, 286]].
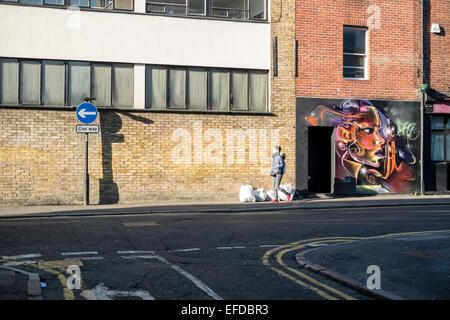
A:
[[1, 193, 450, 219], [295, 229, 450, 300], [0, 267, 43, 300]]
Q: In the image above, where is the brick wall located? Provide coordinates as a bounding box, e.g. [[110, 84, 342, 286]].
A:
[[0, 107, 297, 205], [296, 0, 423, 101], [0, 0, 294, 205], [270, 0, 297, 189], [424, 0, 449, 98]]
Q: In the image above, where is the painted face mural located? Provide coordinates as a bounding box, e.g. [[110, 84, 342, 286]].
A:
[[305, 99, 417, 194]]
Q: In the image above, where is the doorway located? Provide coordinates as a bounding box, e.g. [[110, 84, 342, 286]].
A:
[[308, 126, 334, 193]]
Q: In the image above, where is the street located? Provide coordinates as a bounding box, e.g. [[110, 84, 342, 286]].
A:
[[0, 204, 449, 300]]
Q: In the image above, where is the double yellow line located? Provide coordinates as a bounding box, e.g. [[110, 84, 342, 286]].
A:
[[262, 237, 361, 300], [262, 229, 450, 300]]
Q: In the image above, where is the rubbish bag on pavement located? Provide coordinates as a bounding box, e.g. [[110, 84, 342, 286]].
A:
[[239, 185, 256, 202]]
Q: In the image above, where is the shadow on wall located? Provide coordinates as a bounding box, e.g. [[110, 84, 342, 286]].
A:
[[99, 110, 153, 204]]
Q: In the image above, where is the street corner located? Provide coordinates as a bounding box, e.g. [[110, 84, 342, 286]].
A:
[[294, 230, 450, 300]]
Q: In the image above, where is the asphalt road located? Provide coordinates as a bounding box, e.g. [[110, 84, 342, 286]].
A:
[[0, 204, 449, 300]]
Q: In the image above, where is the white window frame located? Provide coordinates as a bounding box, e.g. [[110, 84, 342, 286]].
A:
[[343, 26, 368, 80]]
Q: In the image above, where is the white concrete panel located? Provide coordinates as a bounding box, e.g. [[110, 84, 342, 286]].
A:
[[133, 64, 146, 109], [134, 0, 146, 13], [0, 5, 270, 70]]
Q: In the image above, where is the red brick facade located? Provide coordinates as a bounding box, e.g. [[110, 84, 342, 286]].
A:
[[296, 0, 424, 101], [424, 0, 450, 99]]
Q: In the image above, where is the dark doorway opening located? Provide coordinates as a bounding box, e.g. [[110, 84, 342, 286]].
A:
[[308, 126, 334, 193]]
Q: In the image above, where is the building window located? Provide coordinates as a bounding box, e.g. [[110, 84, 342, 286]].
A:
[[42, 60, 65, 105], [0, 59, 19, 105], [112, 64, 133, 107], [209, 69, 229, 111], [343, 26, 367, 79], [188, 0, 205, 15], [44, 0, 64, 5], [0, 58, 134, 108], [231, 71, 248, 111], [19, 0, 43, 4], [145, 66, 167, 109], [114, 0, 133, 10], [68, 61, 91, 107], [20, 60, 41, 105], [92, 64, 112, 107], [0, 0, 133, 10], [430, 116, 450, 161], [145, 64, 268, 112], [188, 68, 207, 110], [248, 70, 267, 112], [146, 0, 267, 21]]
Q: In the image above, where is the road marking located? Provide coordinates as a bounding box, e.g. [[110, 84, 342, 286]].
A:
[[117, 250, 155, 254], [61, 251, 98, 256], [38, 260, 84, 269], [262, 236, 361, 300], [275, 240, 357, 300], [122, 254, 222, 300], [82, 283, 154, 300], [268, 265, 338, 300], [42, 267, 75, 300], [217, 246, 246, 250], [123, 221, 158, 227], [10, 253, 41, 259], [121, 255, 158, 260], [263, 230, 450, 300], [172, 248, 201, 252], [2, 260, 39, 267], [64, 256, 104, 261], [259, 245, 284, 248]]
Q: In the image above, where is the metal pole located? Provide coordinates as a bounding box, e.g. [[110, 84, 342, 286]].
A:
[[420, 0, 425, 195], [84, 132, 89, 205]]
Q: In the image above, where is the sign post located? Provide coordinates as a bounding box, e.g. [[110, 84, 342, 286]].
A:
[[76, 101, 98, 206]]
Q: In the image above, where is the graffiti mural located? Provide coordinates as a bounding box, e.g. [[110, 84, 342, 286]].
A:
[[305, 99, 417, 194]]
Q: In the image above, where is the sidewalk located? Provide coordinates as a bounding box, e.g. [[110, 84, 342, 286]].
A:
[[1, 193, 450, 219]]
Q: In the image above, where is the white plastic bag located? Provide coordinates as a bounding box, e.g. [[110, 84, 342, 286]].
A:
[[239, 185, 256, 202], [278, 184, 296, 201], [253, 188, 267, 202], [266, 190, 275, 201]]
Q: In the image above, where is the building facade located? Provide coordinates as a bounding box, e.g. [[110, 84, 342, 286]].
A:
[[296, 0, 448, 195], [0, 0, 297, 204], [422, 0, 450, 192]]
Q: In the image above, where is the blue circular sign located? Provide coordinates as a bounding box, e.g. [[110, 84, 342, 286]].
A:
[[76, 103, 98, 124]]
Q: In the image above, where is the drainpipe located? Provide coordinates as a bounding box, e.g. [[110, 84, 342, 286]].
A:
[[420, 0, 425, 195]]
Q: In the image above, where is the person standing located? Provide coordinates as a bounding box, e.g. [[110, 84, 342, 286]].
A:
[[270, 145, 291, 203]]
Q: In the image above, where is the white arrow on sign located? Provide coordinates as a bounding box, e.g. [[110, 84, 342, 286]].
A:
[[78, 109, 97, 118]]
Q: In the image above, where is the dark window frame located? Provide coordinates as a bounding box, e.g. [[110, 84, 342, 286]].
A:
[[431, 116, 450, 162], [0, 57, 134, 108], [145, 64, 268, 113], [146, 0, 267, 21], [0, 0, 134, 11]]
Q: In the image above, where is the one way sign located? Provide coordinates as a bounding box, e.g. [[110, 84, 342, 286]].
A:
[[76, 102, 98, 124]]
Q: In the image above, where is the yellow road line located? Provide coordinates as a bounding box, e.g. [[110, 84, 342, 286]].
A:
[[263, 229, 450, 300], [262, 237, 361, 300], [275, 240, 358, 300], [268, 265, 338, 300]]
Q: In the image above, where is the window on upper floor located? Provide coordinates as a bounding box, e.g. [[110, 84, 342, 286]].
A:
[[0, 0, 134, 10], [145, 65, 268, 112], [343, 26, 367, 79], [0, 58, 134, 108], [145, 0, 267, 21]]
